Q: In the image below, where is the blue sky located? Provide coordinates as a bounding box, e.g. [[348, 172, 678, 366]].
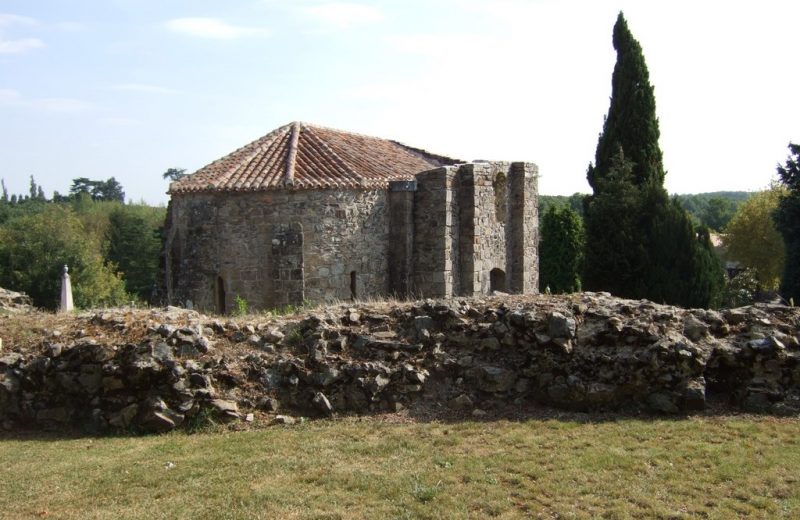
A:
[[1, 0, 799, 204]]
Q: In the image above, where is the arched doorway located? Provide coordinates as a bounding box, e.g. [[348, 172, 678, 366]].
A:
[[215, 275, 226, 314], [490, 268, 507, 293]]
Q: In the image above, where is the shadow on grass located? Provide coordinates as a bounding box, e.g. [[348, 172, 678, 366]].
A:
[[2, 394, 788, 442]]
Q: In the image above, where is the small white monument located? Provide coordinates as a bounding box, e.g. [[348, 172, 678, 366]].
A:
[[59, 264, 74, 313]]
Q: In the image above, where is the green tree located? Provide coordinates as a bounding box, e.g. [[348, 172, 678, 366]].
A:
[[723, 187, 786, 292], [539, 204, 585, 293], [587, 13, 664, 190], [584, 149, 650, 297], [583, 14, 723, 307], [701, 197, 737, 231], [773, 143, 800, 301], [69, 177, 125, 202], [0, 205, 128, 309], [162, 168, 187, 182], [70, 177, 97, 197], [95, 177, 125, 202], [107, 205, 162, 301], [29, 175, 38, 199]]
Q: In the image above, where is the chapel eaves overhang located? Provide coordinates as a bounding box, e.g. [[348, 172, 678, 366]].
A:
[[168, 122, 462, 194]]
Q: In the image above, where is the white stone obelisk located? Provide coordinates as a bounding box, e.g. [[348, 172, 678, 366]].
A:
[[60, 264, 74, 313]]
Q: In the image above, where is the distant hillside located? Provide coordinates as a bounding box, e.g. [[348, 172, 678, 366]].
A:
[[539, 191, 754, 231]]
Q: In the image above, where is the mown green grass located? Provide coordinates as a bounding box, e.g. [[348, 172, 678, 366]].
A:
[[2, 416, 799, 519]]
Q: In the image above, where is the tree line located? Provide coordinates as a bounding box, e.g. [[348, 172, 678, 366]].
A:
[[0, 177, 165, 309], [541, 191, 749, 234], [538, 13, 800, 308]]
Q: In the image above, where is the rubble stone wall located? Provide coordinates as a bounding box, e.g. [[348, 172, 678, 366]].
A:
[[2, 294, 799, 434]]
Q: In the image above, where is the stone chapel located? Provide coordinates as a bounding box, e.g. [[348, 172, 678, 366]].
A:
[[164, 122, 539, 313]]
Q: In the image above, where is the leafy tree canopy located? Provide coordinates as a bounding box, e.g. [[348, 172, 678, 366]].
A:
[[69, 177, 125, 202], [539, 204, 585, 294], [0, 205, 129, 309], [723, 186, 786, 292], [162, 168, 187, 182]]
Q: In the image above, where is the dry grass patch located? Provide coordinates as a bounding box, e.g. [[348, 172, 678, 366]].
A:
[[1, 415, 799, 519]]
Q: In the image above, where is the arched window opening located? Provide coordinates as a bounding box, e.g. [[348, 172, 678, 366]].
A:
[[215, 276, 226, 315], [490, 268, 507, 293], [350, 271, 357, 300]]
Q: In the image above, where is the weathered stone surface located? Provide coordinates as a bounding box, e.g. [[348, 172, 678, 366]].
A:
[[476, 366, 517, 393], [209, 399, 240, 421], [108, 403, 139, 428], [683, 315, 708, 342], [1, 293, 799, 435], [0, 287, 33, 312], [449, 393, 473, 409], [548, 312, 577, 339], [312, 392, 333, 416], [647, 393, 679, 414], [164, 161, 538, 312], [140, 398, 184, 433]]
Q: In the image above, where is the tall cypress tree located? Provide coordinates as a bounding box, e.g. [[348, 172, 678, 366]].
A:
[[774, 143, 800, 301], [587, 13, 664, 190], [584, 13, 723, 307]]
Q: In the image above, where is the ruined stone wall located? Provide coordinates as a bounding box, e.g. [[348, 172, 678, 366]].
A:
[[410, 168, 460, 298], [508, 162, 539, 293], [387, 181, 416, 298], [3, 295, 799, 433], [164, 189, 389, 312], [410, 162, 538, 299]]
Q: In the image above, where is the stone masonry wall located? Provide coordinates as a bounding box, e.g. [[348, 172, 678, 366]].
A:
[[3, 295, 799, 434], [387, 181, 416, 298], [410, 168, 460, 298], [462, 162, 510, 296], [411, 162, 538, 299], [508, 162, 539, 293], [165, 189, 389, 312]]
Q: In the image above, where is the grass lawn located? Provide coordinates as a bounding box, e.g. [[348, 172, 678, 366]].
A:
[[1, 415, 799, 519]]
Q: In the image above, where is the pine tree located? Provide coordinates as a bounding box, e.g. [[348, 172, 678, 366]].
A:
[[583, 13, 723, 307]]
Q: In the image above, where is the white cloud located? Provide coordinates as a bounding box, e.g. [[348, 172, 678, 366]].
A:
[[54, 21, 86, 32], [0, 13, 44, 54], [165, 17, 265, 39], [35, 97, 93, 113], [0, 88, 93, 113], [0, 37, 44, 54], [303, 2, 383, 29], [0, 13, 38, 27], [101, 117, 141, 126], [111, 83, 176, 94], [0, 88, 22, 103]]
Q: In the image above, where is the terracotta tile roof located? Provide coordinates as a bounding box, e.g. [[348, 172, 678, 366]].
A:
[[169, 122, 460, 193]]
